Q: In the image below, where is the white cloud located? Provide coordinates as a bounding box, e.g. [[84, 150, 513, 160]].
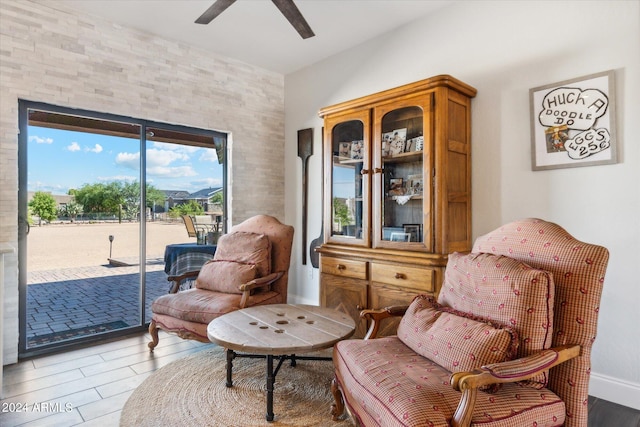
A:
[[115, 152, 140, 169], [86, 143, 103, 153], [29, 135, 53, 144], [146, 148, 190, 167], [147, 165, 197, 178], [152, 141, 200, 154], [199, 149, 219, 162], [116, 149, 191, 171], [66, 142, 81, 152]]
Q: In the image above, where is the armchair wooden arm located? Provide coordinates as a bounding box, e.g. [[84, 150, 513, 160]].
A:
[[361, 305, 409, 340], [238, 271, 284, 308], [449, 344, 580, 427], [167, 270, 200, 293]]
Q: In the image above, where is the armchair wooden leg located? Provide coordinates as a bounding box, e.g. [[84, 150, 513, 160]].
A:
[[451, 386, 477, 427], [330, 376, 345, 421], [148, 320, 159, 351]]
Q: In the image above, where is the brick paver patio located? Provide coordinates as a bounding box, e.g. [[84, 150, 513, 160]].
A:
[[26, 258, 171, 347]]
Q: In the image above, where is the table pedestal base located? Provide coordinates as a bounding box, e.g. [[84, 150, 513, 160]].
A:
[[224, 349, 332, 422]]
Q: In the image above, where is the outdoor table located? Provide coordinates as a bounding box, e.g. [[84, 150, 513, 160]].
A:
[[163, 243, 217, 291]]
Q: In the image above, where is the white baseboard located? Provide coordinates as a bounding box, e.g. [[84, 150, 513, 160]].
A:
[[590, 371, 640, 411]]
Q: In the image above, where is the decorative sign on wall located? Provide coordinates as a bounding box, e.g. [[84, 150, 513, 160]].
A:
[[529, 70, 617, 170]]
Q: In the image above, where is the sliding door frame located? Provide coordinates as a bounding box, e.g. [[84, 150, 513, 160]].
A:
[[17, 100, 227, 358]]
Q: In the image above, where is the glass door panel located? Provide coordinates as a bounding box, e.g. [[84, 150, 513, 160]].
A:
[[143, 126, 224, 322], [377, 105, 426, 248], [22, 111, 142, 353], [332, 121, 364, 239], [325, 111, 370, 247]]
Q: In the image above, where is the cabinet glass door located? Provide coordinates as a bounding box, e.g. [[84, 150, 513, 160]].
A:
[[325, 112, 370, 246], [374, 98, 432, 251]]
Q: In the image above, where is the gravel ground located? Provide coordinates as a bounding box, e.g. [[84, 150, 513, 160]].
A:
[[26, 221, 194, 271]]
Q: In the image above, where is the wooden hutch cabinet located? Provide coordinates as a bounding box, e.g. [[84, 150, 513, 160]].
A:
[[317, 75, 477, 338]]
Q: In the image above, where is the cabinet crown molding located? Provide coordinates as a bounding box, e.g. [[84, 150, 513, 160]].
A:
[[318, 74, 477, 118]]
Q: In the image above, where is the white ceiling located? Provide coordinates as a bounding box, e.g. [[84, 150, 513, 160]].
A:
[[55, 0, 452, 74]]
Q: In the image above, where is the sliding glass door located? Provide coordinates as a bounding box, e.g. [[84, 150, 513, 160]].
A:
[[18, 101, 226, 357]]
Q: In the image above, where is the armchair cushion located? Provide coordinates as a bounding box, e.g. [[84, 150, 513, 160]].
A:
[[151, 288, 280, 324], [333, 336, 566, 427], [397, 295, 518, 375], [213, 231, 271, 277], [195, 260, 257, 294], [438, 252, 555, 388]]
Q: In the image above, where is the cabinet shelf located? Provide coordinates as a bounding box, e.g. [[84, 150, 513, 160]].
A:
[[386, 194, 423, 201], [382, 150, 423, 163], [338, 157, 364, 165]]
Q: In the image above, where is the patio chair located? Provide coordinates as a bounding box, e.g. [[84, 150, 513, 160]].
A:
[[181, 214, 198, 238], [148, 215, 294, 350]]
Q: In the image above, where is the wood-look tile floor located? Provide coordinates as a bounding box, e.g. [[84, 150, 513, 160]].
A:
[[1, 331, 214, 427], [1, 331, 638, 427]]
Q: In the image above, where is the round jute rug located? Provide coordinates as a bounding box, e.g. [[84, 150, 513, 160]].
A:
[[120, 346, 354, 426]]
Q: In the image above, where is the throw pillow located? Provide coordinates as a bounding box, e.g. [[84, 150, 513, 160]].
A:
[[438, 252, 555, 388], [398, 295, 518, 375], [195, 260, 257, 294], [213, 231, 271, 277]]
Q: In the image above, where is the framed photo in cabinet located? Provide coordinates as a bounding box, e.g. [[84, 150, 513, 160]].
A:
[[383, 128, 407, 156], [338, 142, 351, 159], [403, 224, 421, 243], [407, 174, 423, 195], [529, 70, 617, 170], [351, 140, 364, 159], [406, 136, 423, 152], [390, 232, 412, 242]]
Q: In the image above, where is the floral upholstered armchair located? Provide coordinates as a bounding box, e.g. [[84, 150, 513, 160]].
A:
[[331, 218, 609, 427], [148, 215, 294, 351]]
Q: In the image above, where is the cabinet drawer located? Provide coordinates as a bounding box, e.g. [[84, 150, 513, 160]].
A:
[[370, 263, 434, 292], [320, 256, 368, 280]]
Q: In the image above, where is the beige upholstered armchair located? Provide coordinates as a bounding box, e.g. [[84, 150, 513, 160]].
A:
[[148, 215, 294, 351], [331, 218, 609, 427]]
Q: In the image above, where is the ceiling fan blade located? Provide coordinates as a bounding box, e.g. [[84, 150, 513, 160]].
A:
[[271, 0, 315, 39], [195, 0, 237, 25]]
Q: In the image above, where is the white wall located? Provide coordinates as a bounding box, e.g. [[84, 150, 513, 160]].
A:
[[284, 0, 640, 409]]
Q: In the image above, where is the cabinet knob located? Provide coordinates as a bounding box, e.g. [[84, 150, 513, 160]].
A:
[[360, 169, 370, 175], [373, 168, 383, 174], [336, 264, 346, 270], [356, 305, 363, 310], [394, 272, 406, 280]]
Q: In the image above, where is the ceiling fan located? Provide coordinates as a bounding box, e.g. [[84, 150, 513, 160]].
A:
[[195, 0, 315, 39]]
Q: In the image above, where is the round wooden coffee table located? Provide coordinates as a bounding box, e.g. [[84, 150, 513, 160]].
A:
[[207, 304, 355, 422]]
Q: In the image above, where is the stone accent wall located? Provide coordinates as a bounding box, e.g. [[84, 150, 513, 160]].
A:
[[0, 0, 285, 364]]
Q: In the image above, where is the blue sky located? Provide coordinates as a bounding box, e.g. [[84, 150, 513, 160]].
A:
[[28, 126, 223, 195]]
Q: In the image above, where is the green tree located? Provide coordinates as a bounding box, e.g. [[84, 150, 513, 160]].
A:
[[120, 181, 140, 220], [146, 185, 166, 216], [210, 191, 223, 205], [120, 181, 167, 220], [168, 200, 204, 218], [29, 191, 58, 225], [58, 201, 83, 222], [73, 182, 119, 214], [73, 181, 165, 221], [333, 198, 352, 228]]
